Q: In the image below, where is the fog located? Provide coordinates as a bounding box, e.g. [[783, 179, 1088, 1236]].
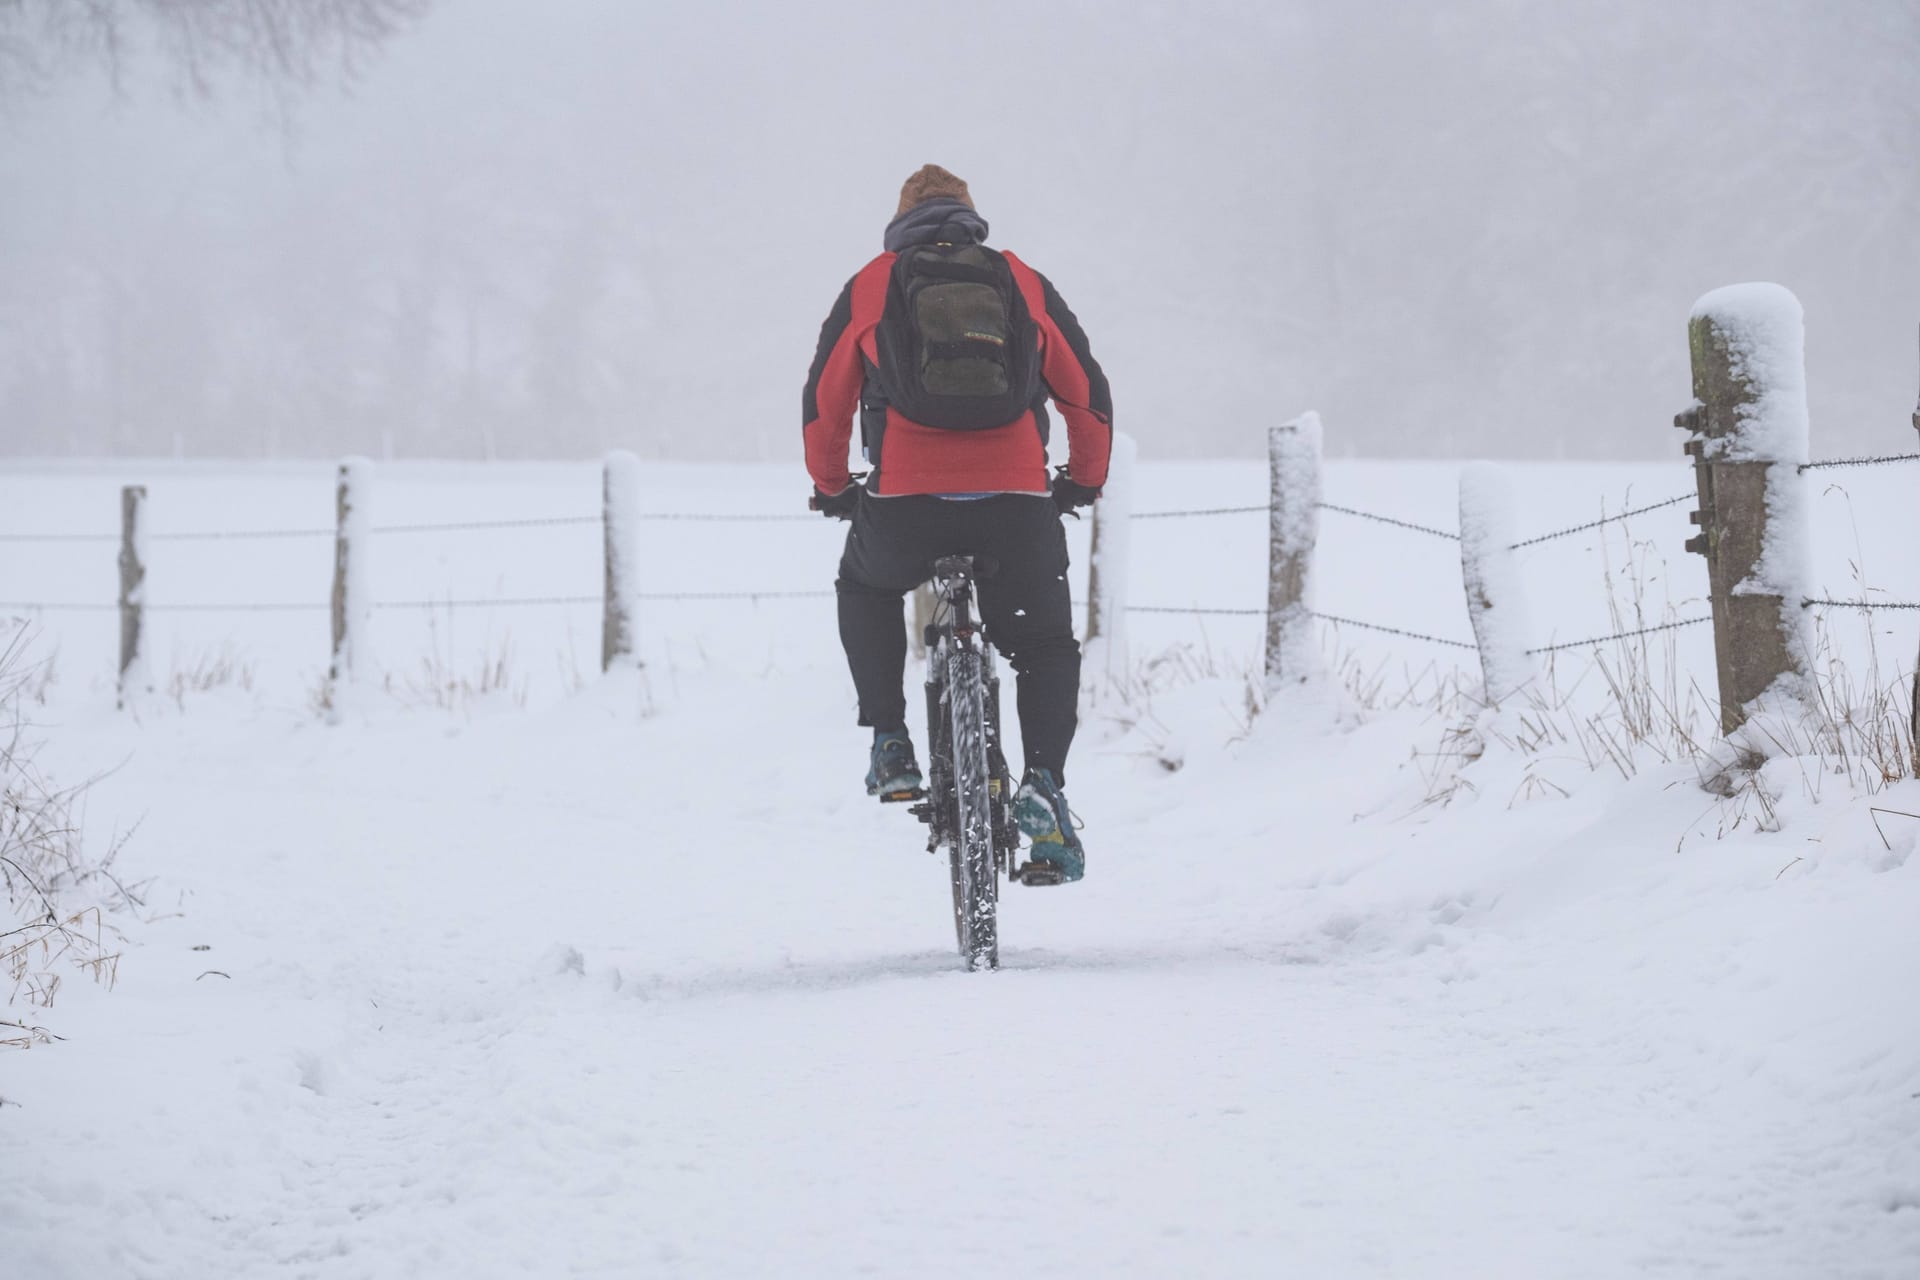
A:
[[2, 0, 1915, 463]]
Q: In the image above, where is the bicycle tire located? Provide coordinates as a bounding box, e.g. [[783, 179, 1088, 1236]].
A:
[[946, 645, 999, 970]]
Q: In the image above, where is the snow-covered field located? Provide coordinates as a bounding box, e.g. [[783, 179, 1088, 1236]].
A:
[[3, 456, 1918, 1278]]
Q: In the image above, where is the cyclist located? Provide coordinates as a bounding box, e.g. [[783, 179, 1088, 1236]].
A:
[[803, 164, 1112, 884]]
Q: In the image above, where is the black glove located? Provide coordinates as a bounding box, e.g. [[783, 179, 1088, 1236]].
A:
[[810, 484, 860, 521], [1050, 472, 1102, 517]]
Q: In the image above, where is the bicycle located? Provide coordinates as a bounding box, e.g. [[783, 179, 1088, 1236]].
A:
[[908, 553, 1063, 971], [809, 483, 1067, 970]]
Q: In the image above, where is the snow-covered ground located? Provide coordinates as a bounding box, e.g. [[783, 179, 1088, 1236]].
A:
[[3, 457, 1918, 1278]]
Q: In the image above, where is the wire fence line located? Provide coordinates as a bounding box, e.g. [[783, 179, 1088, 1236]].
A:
[[1803, 597, 1920, 612], [1132, 504, 1268, 521], [1800, 451, 1920, 473], [1508, 492, 1695, 551], [1317, 503, 1460, 542], [1526, 615, 1711, 655]]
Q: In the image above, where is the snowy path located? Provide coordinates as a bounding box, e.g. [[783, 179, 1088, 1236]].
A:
[[6, 663, 1919, 1278]]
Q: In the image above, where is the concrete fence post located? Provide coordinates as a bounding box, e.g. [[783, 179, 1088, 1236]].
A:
[[1265, 413, 1323, 693], [1458, 462, 1532, 706], [325, 457, 373, 718], [116, 484, 149, 710], [1675, 283, 1813, 736], [602, 450, 643, 671], [909, 585, 937, 661], [1083, 430, 1136, 684]]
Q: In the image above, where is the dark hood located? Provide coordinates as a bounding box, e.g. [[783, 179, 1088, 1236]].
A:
[[883, 197, 989, 253]]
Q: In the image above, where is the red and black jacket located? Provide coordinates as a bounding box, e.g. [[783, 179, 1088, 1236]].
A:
[[803, 242, 1112, 497]]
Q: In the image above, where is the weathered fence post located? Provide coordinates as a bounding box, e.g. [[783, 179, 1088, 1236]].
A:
[[325, 457, 372, 717], [602, 450, 643, 671], [1675, 283, 1812, 736], [116, 484, 149, 710], [1083, 430, 1136, 684], [1265, 412, 1323, 692], [909, 584, 937, 660], [1458, 463, 1532, 706]]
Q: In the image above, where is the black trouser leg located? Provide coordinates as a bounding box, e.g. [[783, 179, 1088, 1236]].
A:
[[834, 492, 1081, 785], [834, 495, 933, 733], [836, 582, 909, 731], [971, 509, 1080, 787]]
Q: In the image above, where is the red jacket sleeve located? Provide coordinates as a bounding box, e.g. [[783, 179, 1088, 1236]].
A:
[[802, 256, 893, 493], [1004, 251, 1114, 488]]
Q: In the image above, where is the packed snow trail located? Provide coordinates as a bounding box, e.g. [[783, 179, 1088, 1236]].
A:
[[5, 662, 1918, 1279]]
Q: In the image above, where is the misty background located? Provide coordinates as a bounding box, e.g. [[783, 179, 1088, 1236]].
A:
[[1, 0, 1915, 464]]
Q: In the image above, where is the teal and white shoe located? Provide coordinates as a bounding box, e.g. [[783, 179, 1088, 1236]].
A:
[[1014, 768, 1084, 883], [865, 729, 923, 801]]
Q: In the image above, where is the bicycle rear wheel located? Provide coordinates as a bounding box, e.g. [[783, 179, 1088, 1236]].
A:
[[946, 645, 998, 970]]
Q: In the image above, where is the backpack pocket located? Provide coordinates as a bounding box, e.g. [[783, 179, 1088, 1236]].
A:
[[913, 279, 1013, 397]]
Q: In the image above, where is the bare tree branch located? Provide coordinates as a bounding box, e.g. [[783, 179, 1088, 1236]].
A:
[[0, 0, 431, 105]]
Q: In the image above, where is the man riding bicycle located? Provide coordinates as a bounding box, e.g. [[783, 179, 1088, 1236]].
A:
[[804, 164, 1113, 884]]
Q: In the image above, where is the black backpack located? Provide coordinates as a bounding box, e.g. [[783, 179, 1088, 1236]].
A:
[[874, 243, 1040, 431]]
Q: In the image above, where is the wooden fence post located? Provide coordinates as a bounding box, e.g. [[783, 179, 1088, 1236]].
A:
[[1458, 462, 1532, 706], [116, 484, 148, 709], [602, 450, 642, 671], [909, 585, 937, 661], [325, 457, 372, 717], [1083, 430, 1135, 683], [1265, 412, 1323, 692], [1676, 284, 1812, 736]]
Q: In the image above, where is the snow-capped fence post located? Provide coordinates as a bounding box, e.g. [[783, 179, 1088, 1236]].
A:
[[1083, 430, 1136, 683], [1676, 284, 1812, 736], [909, 584, 937, 660], [1264, 412, 1323, 692], [1458, 463, 1532, 706], [116, 484, 149, 710], [325, 457, 372, 717], [601, 450, 642, 671]]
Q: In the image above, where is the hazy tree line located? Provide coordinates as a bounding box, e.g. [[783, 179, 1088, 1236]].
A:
[[0, 0, 1915, 462]]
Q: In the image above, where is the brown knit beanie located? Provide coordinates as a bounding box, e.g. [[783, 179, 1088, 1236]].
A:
[[896, 164, 974, 216]]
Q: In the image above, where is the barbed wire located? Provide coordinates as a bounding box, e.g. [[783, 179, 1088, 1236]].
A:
[[0, 532, 118, 544], [1312, 612, 1479, 650], [1508, 492, 1694, 550], [635, 590, 835, 601], [1126, 603, 1480, 650], [153, 527, 333, 542], [0, 601, 118, 612], [372, 515, 600, 535], [374, 596, 598, 610], [1132, 504, 1267, 520], [1802, 597, 1920, 611], [1526, 615, 1711, 655], [1316, 503, 1460, 541], [632, 512, 823, 524], [1799, 452, 1920, 473]]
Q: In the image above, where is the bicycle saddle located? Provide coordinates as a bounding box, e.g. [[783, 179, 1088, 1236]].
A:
[[931, 554, 1000, 582]]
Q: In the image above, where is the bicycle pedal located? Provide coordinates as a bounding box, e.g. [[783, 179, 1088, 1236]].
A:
[[878, 787, 927, 804], [1013, 861, 1067, 887]]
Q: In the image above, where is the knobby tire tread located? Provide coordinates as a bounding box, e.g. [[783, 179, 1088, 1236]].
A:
[[947, 647, 998, 970]]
